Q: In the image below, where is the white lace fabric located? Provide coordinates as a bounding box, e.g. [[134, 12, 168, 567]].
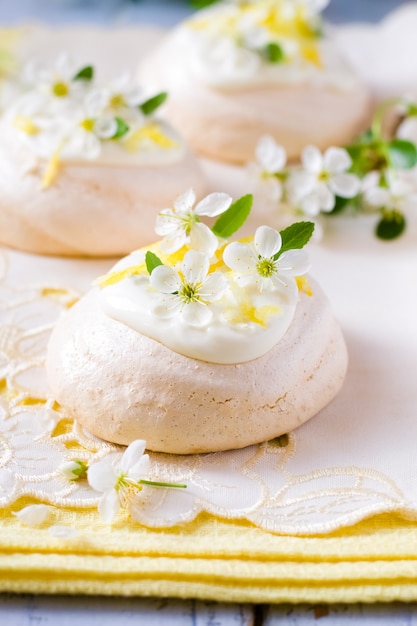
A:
[[1, 7, 417, 534], [1, 200, 417, 535]]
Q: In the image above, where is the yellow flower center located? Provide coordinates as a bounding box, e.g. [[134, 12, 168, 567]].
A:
[[179, 282, 201, 303], [109, 94, 126, 109], [80, 118, 95, 133], [52, 81, 69, 97], [256, 257, 276, 278]]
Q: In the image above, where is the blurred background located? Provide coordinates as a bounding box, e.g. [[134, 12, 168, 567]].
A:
[[0, 0, 411, 27]]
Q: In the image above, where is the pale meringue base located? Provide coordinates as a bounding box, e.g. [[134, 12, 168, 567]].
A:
[[139, 37, 372, 164], [0, 123, 207, 257], [46, 279, 348, 454]]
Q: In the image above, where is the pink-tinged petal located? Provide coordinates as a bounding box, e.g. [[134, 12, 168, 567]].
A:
[[88, 460, 117, 493], [330, 173, 361, 198], [278, 249, 310, 276], [150, 265, 181, 294], [200, 272, 228, 301], [98, 490, 120, 524], [302, 145, 323, 174], [194, 192, 232, 217], [153, 295, 182, 319], [182, 300, 212, 326], [129, 454, 150, 482], [189, 222, 219, 256], [181, 250, 209, 284], [254, 225, 282, 259], [120, 439, 147, 473], [323, 147, 352, 174], [174, 188, 195, 214], [256, 135, 287, 173], [223, 242, 257, 273]]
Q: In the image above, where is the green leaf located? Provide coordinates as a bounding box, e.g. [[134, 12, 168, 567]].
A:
[[139, 92, 168, 116], [375, 211, 406, 240], [387, 139, 417, 170], [274, 221, 315, 259], [264, 42, 285, 63], [72, 65, 94, 81], [111, 117, 130, 140], [145, 251, 164, 275], [211, 194, 253, 239], [190, 0, 219, 7]]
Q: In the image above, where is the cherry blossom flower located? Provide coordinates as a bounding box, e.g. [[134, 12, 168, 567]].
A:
[[251, 135, 288, 203], [155, 188, 232, 255], [150, 250, 228, 326], [223, 225, 310, 292], [288, 146, 361, 216], [23, 53, 86, 103], [87, 439, 150, 524], [363, 171, 417, 215]]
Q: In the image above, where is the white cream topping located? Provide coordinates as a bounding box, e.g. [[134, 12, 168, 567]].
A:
[[6, 59, 185, 168], [98, 250, 300, 365], [177, 1, 357, 90]]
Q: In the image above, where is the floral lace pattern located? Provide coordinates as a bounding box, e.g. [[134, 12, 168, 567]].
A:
[[1, 233, 416, 534]]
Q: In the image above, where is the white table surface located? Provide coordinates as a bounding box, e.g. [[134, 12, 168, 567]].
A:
[[0, 0, 415, 623]]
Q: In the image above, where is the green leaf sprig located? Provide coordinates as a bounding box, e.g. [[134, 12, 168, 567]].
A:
[[212, 194, 253, 239], [274, 221, 315, 259], [139, 92, 168, 116], [330, 97, 417, 240], [72, 65, 94, 82]]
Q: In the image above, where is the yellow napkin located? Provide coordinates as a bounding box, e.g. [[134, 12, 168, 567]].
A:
[[3, 500, 417, 603]]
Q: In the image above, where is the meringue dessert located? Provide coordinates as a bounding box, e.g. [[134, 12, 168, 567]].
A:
[[139, 0, 372, 164], [0, 55, 206, 256], [46, 190, 348, 454]]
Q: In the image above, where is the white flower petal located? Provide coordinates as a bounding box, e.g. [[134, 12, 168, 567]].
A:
[[13, 504, 50, 527], [94, 116, 117, 139], [364, 186, 390, 208], [194, 192, 232, 217], [155, 210, 180, 236], [302, 145, 323, 174], [87, 459, 117, 493], [48, 525, 78, 539], [255, 135, 287, 173], [174, 188, 195, 214], [98, 490, 120, 524], [200, 273, 228, 301], [397, 116, 417, 144], [153, 295, 182, 319], [223, 242, 258, 274], [254, 225, 282, 259], [159, 230, 188, 254], [150, 265, 181, 294], [189, 222, 219, 256], [323, 147, 352, 174], [278, 249, 310, 276], [120, 439, 147, 473], [182, 250, 210, 284], [182, 300, 212, 326], [330, 173, 361, 198], [286, 171, 316, 204], [361, 171, 381, 193], [129, 455, 150, 482]]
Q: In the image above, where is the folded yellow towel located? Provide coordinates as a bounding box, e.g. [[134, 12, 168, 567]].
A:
[[2, 501, 417, 603]]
